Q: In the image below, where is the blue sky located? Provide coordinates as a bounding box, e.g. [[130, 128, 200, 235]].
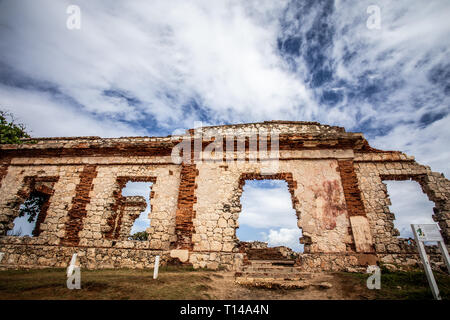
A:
[[1, 0, 448, 249]]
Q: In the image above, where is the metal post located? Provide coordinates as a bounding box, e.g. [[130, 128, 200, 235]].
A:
[[411, 225, 441, 300], [437, 241, 450, 274], [153, 255, 160, 279]]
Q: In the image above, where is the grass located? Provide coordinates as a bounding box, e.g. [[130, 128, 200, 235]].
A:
[[343, 266, 450, 300], [0, 267, 214, 300], [1, 266, 449, 300]]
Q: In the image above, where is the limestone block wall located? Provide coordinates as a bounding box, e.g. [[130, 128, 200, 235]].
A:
[[0, 155, 181, 269], [354, 152, 450, 253], [0, 121, 449, 271], [116, 197, 148, 241], [81, 163, 180, 250], [189, 159, 353, 268], [0, 164, 82, 244]]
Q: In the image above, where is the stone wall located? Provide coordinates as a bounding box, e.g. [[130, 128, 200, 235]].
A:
[[0, 121, 449, 272]]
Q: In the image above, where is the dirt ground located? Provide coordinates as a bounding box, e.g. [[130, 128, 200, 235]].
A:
[[0, 267, 375, 300], [207, 272, 374, 300]]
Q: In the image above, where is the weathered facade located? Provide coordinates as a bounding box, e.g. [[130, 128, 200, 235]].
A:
[[0, 121, 449, 271]]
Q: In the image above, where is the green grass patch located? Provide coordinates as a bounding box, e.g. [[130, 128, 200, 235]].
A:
[[346, 267, 450, 300], [0, 266, 214, 300]]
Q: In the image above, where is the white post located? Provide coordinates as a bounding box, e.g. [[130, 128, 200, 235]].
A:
[[67, 253, 81, 290], [153, 255, 160, 279], [411, 225, 441, 300]]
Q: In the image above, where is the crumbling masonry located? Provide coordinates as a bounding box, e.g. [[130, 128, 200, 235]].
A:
[[0, 121, 449, 271]]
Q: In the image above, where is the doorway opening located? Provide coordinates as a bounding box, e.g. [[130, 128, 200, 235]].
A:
[[385, 180, 436, 245], [237, 179, 303, 259]]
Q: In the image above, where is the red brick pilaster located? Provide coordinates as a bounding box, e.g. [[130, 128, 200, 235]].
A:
[[62, 165, 97, 246], [337, 160, 366, 216], [173, 164, 198, 250]]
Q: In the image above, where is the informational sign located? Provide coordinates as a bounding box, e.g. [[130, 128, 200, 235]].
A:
[[413, 224, 443, 242], [411, 224, 450, 300]]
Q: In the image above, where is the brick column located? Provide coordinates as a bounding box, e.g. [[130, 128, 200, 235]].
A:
[[172, 164, 198, 250], [338, 160, 374, 252], [62, 165, 97, 246]]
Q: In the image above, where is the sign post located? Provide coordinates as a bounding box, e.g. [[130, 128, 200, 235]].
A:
[[153, 255, 160, 280], [411, 223, 450, 300]]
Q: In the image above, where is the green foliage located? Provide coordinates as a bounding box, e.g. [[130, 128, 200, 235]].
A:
[[350, 269, 450, 300], [128, 231, 149, 241], [0, 110, 31, 144], [18, 192, 47, 223]]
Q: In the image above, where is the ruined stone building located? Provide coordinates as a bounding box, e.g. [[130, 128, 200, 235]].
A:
[[0, 121, 449, 271]]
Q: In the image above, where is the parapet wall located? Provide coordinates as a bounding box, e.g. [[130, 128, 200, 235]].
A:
[[0, 121, 449, 272]]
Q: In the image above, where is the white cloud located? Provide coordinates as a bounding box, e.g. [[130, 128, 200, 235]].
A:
[[385, 180, 435, 238], [0, 0, 316, 135], [0, 84, 145, 137], [1, 0, 449, 249], [262, 228, 302, 252], [238, 181, 298, 229], [122, 182, 152, 234], [372, 115, 450, 177], [237, 180, 303, 251]]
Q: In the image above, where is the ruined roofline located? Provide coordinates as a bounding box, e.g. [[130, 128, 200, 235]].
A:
[[190, 120, 347, 131], [1, 121, 404, 156], [8, 121, 352, 143]]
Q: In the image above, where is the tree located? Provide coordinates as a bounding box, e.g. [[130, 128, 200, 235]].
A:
[[0, 109, 31, 144], [18, 191, 48, 223], [129, 231, 149, 241]]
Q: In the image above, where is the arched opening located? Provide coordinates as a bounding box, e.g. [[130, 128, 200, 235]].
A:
[[237, 179, 303, 260]]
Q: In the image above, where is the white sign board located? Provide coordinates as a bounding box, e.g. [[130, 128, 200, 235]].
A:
[[413, 224, 443, 242], [411, 223, 450, 300]]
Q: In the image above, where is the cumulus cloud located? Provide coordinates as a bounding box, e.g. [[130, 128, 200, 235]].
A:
[[262, 228, 303, 252], [372, 115, 450, 177], [238, 180, 298, 229], [0, 84, 146, 137], [237, 180, 303, 251], [0, 0, 317, 135], [1, 1, 448, 245], [122, 182, 153, 234], [385, 180, 435, 239]]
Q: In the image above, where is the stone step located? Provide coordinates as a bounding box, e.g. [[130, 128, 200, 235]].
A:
[[237, 273, 308, 280], [243, 266, 306, 273], [235, 278, 333, 290], [240, 272, 313, 280], [247, 260, 296, 266]]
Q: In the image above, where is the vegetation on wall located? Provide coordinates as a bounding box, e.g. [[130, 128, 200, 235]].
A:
[[129, 231, 149, 241], [0, 109, 31, 144]]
